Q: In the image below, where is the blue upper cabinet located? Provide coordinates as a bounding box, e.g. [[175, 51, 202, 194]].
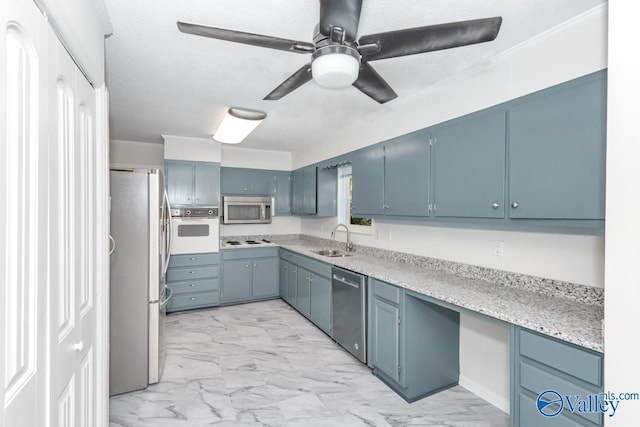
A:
[[352, 145, 385, 216], [274, 171, 292, 215], [166, 160, 220, 207], [220, 167, 276, 196], [432, 109, 506, 218], [384, 130, 430, 217], [194, 163, 220, 206], [291, 166, 317, 215], [508, 72, 607, 220]]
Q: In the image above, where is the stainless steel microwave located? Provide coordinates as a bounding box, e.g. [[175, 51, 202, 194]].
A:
[[222, 196, 272, 224]]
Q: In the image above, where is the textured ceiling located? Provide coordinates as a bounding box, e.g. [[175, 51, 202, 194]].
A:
[[104, 0, 605, 152]]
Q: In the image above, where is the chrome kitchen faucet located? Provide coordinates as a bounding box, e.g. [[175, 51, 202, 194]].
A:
[[331, 223, 353, 252]]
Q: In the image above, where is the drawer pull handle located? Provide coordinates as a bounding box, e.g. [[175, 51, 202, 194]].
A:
[[189, 271, 195, 274], [190, 257, 196, 261], [254, 264, 257, 268], [189, 284, 196, 287], [189, 297, 197, 301]]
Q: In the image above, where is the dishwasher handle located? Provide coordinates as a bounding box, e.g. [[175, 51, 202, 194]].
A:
[[333, 274, 361, 289]]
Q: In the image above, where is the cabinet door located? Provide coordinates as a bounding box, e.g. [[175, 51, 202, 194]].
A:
[[296, 268, 311, 318], [384, 130, 430, 217], [291, 169, 304, 214], [221, 259, 252, 303], [274, 171, 291, 215], [220, 167, 249, 195], [194, 162, 220, 206], [279, 260, 291, 300], [433, 110, 506, 218], [287, 263, 298, 305], [372, 298, 401, 383], [303, 166, 317, 214], [249, 169, 275, 195], [309, 274, 332, 335], [352, 146, 385, 216], [166, 161, 194, 206], [509, 74, 606, 219], [252, 257, 279, 298]]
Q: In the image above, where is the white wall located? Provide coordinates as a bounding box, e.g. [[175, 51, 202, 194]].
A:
[[222, 145, 292, 170], [604, 1, 640, 424], [110, 139, 164, 169], [220, 216, 301, 238], [298, 6, 608, 414], [163, 135, 221, 162]]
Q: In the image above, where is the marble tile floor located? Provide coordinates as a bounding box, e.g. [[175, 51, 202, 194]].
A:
[[109, 299, 509, 427]]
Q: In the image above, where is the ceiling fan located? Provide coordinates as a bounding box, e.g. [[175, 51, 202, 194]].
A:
[[177, 0, 502, 104]]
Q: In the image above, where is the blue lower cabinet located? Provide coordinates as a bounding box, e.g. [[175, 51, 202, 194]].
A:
[[279, 250, 332, 336], [369, 279, 460, 402], [221, 248, 280, 305], [512, 327, 604, 426], [309, 273, 331, 335], [296, 268, 311, 318], [166, 252, 220, 313]]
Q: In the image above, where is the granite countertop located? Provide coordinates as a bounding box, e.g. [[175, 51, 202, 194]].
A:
[[270, 238, 603, 353]]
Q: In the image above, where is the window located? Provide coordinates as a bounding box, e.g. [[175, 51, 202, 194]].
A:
[[338, 164, 372, 227]]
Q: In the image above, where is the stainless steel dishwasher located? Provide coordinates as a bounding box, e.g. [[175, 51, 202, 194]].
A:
[[332, 267, 367, 363]]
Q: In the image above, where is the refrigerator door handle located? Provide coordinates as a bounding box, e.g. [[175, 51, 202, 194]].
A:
[[162, 190, 173, 274], [108, 234, 116, 255], [160, 286, 173, 308]]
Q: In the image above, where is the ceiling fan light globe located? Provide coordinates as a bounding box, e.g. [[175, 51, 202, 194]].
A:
[[312, 52, 360, 89]]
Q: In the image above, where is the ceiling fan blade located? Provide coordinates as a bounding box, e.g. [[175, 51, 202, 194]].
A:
[[177, 21, 315, 54], [319, 0, 363, 42], [358, 17, 503, 61], [263, 64, 313, 100], [352, 61, 398, 104]]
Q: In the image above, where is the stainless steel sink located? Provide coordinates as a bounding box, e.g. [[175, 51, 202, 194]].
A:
[[315, 249, 353, 257]]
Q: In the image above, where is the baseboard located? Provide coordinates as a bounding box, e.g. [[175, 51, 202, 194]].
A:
[[458, 375, 510, 414]]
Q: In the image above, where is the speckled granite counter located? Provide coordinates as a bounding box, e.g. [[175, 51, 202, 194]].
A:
[[261, 237, 604, 353]]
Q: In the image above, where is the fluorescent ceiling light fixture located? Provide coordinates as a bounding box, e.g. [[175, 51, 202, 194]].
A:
[[312, 45, 360, 89], [212, 108, 267, 144]]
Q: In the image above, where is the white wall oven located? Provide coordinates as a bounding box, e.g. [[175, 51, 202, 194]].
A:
[[223, 196, 272, 224], [170, 207, 219, 254]]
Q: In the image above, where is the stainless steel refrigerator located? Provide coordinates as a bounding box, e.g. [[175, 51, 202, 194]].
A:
[[109, 169, 172, 396]]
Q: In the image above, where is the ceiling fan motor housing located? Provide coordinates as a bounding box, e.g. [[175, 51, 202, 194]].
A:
[[311, 44, 361, 89]]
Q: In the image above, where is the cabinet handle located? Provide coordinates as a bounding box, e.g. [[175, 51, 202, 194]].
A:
[[492, 203, 499, 209], [189, 257, 196, 261], [243, 188, 247, 191], [189, 297, 197, 301], [254, 264, 257, 268], [246, 264, 250, 268], [189, 283, 196, 287], [189, 271, 195, 274], [309, 278, 314, 283], [511, 202, 519, 209], [251, 187, 255, 192]]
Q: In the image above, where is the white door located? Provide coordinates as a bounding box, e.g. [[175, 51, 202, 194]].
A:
[[1, 0, 101, 425], [47, 23, 98, 427], [1, 0, 49, 426]]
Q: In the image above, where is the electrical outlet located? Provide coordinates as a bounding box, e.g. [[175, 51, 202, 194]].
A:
[[492, 240, 504, 257]]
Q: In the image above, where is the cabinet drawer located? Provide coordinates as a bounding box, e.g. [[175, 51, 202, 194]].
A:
[[167, 291, 219, 312], [520, 361, 602, 425], [169, 253, 219, 268], [371, 279, 401, 305], [222, 247, 279, 260], [168, 278, 219, 296], [167, 265, 219, 282], [297, 255, 331, 278], [519, 329, 602, 386]]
